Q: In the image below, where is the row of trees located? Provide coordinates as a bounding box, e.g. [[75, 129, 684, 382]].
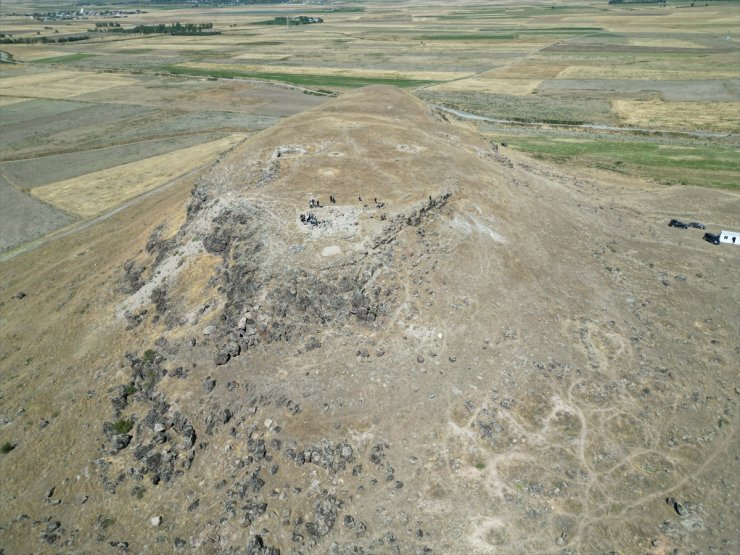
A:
[[91, 22, 219, 35], [261, 16, 324, 26], [0, 34, 89, 44]]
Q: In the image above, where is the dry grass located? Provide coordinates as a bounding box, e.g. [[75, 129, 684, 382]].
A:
[[0, 70, 134, 100], [232, 53, 292, 61], [483, 64, 567, 79], [112, 43, 226, 52], [168, 252, 221, 314], [625, 37, 707, 49], [430, 77, 542, 95], [177, 61, 469, 82], [2, 47, 70, 61], [611, 99, 740, 133], [557, 65, 737, 81], [31, 135, 245, 218]]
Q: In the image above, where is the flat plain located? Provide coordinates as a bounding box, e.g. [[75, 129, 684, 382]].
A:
[[0, 0, 737, 224]]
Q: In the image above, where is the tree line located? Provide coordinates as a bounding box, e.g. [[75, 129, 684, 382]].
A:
[[0, 34, 90, 44], [91, 22, 219, 35]]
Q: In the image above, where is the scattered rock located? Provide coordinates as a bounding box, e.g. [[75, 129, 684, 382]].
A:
[[215, 340, 242, 365], [46, 520, 61, 532], [227, 381, 239, 391], [310, 494, 342, 537], [245, 533, 280, 554], [203, 232, 229, 254], [305, 336, 321, 351], [215, 351, 231, 365], [111, 434, 131, 453], [203, 377, 216, 393]]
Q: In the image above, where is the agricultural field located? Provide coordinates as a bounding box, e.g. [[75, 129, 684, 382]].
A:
[[0, 0, 738, 256]]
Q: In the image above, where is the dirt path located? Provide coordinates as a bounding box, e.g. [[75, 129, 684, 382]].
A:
[[0, 161, 209, 263]]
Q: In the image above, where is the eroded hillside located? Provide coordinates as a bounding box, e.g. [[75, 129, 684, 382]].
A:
[[1, 86, 738, 554]]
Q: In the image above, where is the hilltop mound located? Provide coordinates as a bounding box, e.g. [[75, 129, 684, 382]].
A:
[[116, 85, 519, 355], [1, 86, 738, 554]]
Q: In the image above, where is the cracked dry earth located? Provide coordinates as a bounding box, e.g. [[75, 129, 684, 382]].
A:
[[1, 86, 738, 554]]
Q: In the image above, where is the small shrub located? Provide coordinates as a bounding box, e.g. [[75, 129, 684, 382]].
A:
[[1, 442, 16, 454], [122, 384, 137, 396], [474, 462, 486, 470], [142, 349, 156, 363], [112, 419, 134, 435]]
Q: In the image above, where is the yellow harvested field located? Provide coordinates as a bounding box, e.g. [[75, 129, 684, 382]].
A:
[[557, 65, 738, 80], [480, 64, 566, 79], [178, 62, 470, 81], [626, 37, 706, 49], [612, 99, 740, 133], [31, 134, 245, 218], [113, 43, 226, 51], [143, 35, 279, 46], [0, 70, 134, 99], [2, 48, 70, 61], [233, 53, 291, 61], [430, 77, 542, 95], [0, 96, 31, 106]]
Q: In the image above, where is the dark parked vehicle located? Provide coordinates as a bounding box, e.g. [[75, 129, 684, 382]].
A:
[[688, 222, 706, 229], [703, 232, 720, 245], [669, 219, 688, 228]]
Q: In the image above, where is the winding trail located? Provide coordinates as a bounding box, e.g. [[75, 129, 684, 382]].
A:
[[433, 105, 734, 140]]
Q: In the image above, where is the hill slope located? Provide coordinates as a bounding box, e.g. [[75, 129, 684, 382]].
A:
[[1, 85, 738, 554]]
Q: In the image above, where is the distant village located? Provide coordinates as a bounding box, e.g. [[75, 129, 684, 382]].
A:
[[6, 9, 146, 23]]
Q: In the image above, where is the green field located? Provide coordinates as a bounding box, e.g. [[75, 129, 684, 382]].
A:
[[30, 53, 96, 63], [157, 65, 440, 89], [500, 136, 740, 190]]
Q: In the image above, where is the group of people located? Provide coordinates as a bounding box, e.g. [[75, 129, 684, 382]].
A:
[[299, 194, 386, 226], [299, 212, 321, 226], [307, 196, 341, 208]]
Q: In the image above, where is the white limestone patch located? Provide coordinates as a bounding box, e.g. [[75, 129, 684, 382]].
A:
[[114, 239, 203, 321], [449, 214, 506, 244], [321, 245, 341, 257]]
